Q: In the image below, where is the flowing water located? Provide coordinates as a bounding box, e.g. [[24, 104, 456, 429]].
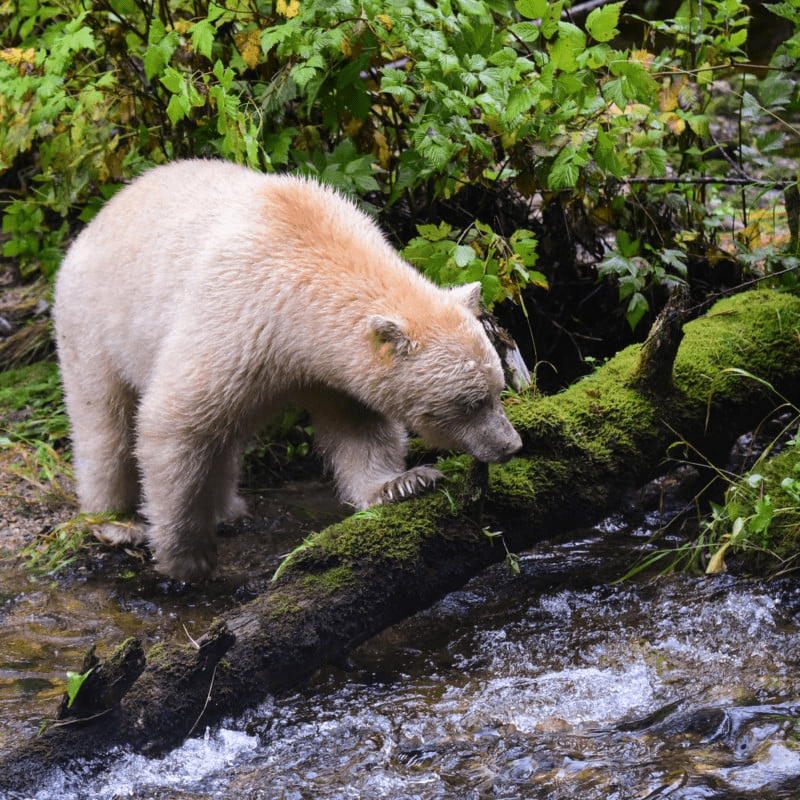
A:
[[3, 494, 800, 799]]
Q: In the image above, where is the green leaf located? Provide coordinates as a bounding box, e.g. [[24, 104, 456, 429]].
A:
[[548, 23, 586, 73], [626, 291, 649, 330], [510, 21, 540, 43], [749, 497, 774, 534], [191, 19, 216, 60], [160, 67, 184, 94], [548, 143, 588, 190], [416, 222, 453, 242], [511, 229, 539, 267], [540, 1, 564, 38], [66, 668, 93, 708], [148, 19, 166, 46], [166, 93, 189, 125], [585, 2, 624, 43], [454, 244, 475, 267], [481, 273, 502, 306], [643, 146, 668, 177], [594, 128, 624, 178], [380, 68, 415, 105], [515, 0, 548, 18], [506, 85, 539, 118]]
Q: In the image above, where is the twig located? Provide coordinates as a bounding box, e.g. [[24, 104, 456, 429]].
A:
[[625, 176, 794, 187], [182, 623, 201, 650], [184, 662, 218, 742]]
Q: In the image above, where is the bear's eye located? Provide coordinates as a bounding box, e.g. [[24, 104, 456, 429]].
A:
[[460, 396, 487, 416]]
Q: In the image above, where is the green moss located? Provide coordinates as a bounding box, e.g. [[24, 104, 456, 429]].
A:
[[508, 342, 657, 471], [267, 594, 302, 619], [146, 642, 176, 669], [301, 564, 357, 595], [273, 485, 461, 583], [489, 456, 571, 499], [674, 290, 800, 406], [311, 495, 441, 561]]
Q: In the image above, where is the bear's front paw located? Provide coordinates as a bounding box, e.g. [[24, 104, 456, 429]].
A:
[[94, 520, 148, 547], [380, 466, 445, 504]]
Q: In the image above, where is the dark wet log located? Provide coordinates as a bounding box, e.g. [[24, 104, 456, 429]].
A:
[[3, 289, 800, 791]]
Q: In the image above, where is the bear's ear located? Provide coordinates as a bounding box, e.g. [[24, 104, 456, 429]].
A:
[[449, 281, 483, 316], [367, 315, 417, 356]]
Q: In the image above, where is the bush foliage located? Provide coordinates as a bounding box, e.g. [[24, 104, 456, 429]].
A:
[[1, 0, 798, 322]]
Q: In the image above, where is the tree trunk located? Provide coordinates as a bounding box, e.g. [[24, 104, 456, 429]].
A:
[[3, 289, 800, 791]]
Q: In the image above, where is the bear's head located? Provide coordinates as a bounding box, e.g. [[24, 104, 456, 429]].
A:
[[367, 282, 522, 464]]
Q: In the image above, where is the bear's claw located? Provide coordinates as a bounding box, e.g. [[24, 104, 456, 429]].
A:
[[380, 466, 445, 504]]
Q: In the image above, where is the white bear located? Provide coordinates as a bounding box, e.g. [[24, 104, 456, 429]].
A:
[[53, 160, 522, 581]]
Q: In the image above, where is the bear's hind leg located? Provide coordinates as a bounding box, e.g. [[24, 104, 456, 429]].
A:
[[306, 392, 443, 510], [60, 361, 140, 519], [209, 441, 250, 526]]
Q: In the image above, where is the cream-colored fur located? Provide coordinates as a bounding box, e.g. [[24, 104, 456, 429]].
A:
[[54, 160, 522, 581]]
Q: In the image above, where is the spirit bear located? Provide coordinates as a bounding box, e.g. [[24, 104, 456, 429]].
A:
[[54, 160, 522, 581]]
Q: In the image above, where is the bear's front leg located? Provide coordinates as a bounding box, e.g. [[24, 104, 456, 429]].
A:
[[306, 391, 444, 510]]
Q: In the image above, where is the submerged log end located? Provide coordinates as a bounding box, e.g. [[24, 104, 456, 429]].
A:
[[57, 638, 146, 721]]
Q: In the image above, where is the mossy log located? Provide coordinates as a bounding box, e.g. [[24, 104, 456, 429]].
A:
[[4, 289, 800, 789]]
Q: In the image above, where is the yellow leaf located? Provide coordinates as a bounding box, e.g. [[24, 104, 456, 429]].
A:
[[737, 220, 761, 249], [235, 30, 261, 70], [0, 47, 36, 68], [343, 117, 363, 138], [659, 111, 685, 136], [341, 34, 352, 58], [276, 0, 300, 18], [377, 14, 393, 30], [659, 77, 686, 113], [373, 130, 391, 170], [705, 542, 730, 574], [630, 49, 654, 67]]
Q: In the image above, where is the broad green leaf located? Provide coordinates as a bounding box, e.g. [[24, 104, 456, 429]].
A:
[[191, 19, 216, 60], [510, 21, 540, 43], [416, 222, 453, 242], [166, 93, 190, 124], [548, 144, 580, 189], [643, 146, 667, 176], [540, 1, 564, 38], [594, 128, 624, 178], [585, 2, 624, 43], [506, 85, 539, 118], [148, 19, 167, 46], [625, 291, 649, 330], [548, 24, 586, 73], [454, 244, 475, 267], [511, 229, 539, 266], [515, 0, 548, 18], [160, 67, 184, 95], [749, 497, 774, 534]]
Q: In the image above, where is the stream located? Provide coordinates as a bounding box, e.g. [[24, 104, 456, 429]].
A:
[[3, 485, 800, 799]]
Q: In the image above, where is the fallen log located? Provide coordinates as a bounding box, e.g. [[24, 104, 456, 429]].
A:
[[3, 288, 800, 791]]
